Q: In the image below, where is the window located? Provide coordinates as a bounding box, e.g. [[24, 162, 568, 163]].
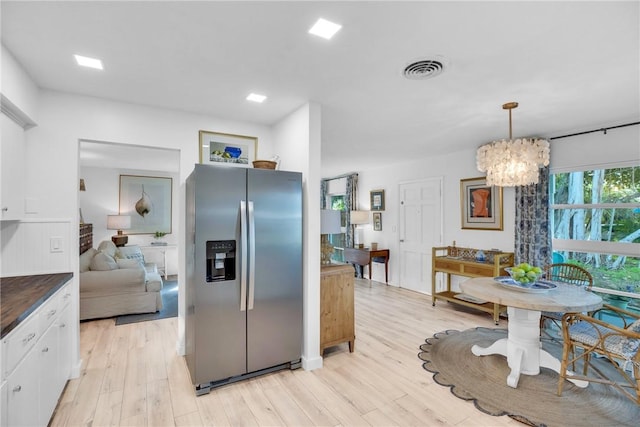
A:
[[550, 166, 640, 310], [329, 195, 346, 262]]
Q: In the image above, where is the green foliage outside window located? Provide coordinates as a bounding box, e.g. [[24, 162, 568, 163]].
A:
[[551, 166, 640, 310]]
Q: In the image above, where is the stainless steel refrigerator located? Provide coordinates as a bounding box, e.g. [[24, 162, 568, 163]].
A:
[[185, 164, 303, 395]]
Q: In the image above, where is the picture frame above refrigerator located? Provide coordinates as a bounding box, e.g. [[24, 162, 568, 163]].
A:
[[199, 130, 258, 168]]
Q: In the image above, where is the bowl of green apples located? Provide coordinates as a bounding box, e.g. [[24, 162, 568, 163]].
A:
[[505, 263, 543, 287]]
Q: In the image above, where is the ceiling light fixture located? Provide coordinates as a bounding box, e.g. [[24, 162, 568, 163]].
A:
[[74, 54, 103, 70], [476, 102, 550, 187], [308, 18, 342, 40], [246, 93, 267, 103]]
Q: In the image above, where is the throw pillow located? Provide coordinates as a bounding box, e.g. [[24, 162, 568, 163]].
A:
[[90, 251, 118, 271], [79, 248, 98, 273], [97, 240, 118, 258], [116, 245, 146, 264]]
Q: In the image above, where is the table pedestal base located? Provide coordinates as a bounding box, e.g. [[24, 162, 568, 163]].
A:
[[471, 306, 588, 389]]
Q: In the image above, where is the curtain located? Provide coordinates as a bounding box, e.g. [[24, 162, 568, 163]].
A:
[[514, 166, 551, 267], [320, 179, 328, 209], [345, 174, 358, 248]]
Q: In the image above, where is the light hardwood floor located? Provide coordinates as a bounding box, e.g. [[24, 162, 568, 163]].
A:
[[51, 279, 521, 426]]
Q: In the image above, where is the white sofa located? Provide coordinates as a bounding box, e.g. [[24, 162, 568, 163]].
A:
[[79, 241, 163, 320]]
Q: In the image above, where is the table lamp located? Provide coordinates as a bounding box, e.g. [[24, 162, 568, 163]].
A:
[[350, 210, 369, 248], [107, 214, 131, 247], [321, 209, 342, 265]]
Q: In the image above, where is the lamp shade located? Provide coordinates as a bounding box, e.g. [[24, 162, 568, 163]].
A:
[[107, 215, 131, 231], [321, 209, 341, 234], [350, 210, 369, 225]]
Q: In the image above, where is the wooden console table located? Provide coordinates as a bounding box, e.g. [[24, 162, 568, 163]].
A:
[[431, 246, 513, 324], [344, 247, 389, 283], [320, 264, 355, 355]]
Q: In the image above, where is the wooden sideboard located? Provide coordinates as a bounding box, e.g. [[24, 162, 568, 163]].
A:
[[320, 264, 355, 355], [431, 246, 514, 324]]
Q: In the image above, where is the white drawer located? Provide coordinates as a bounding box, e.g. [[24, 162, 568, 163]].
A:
[[38, 290, 61, 335], [3, 313, 39, 377], [59, 284, 72, 310]]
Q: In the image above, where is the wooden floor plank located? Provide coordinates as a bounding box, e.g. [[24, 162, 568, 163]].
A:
[[92, 389, 123, 427], [53, 278, 524, 427]]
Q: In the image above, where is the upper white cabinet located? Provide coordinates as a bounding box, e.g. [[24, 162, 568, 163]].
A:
[[1, 113, 26, 220]]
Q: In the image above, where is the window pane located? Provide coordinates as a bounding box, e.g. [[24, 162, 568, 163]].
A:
[[550, 165, 640, 310], [329, 195, 346, 262], [551, 208, 640, 242]]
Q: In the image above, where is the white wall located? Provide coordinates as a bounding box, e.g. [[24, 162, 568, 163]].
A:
[[352, 124, 638, 287], [272, 102, 323, 371]]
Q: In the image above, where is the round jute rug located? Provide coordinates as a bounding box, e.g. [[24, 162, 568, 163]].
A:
[[418, 327, 639, 427]]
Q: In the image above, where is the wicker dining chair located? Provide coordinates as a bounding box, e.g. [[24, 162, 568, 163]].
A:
[[540, 263, 594, 335], [558, 304, 640, 405]]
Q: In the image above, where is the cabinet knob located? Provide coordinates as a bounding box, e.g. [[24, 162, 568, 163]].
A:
[[60, 323, 66, 328], [1, 207, 8, 212], [13, 385, 22, 392], [42, 347, 49, 353], [48, 309, 57, 318]]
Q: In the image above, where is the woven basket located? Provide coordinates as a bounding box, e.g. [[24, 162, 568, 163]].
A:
[[252, 160, 277, 169]]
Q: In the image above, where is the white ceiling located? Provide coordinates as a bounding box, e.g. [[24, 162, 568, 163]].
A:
[[2, 1, 638, 176]]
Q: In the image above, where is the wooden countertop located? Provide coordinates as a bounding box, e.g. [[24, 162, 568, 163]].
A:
[[1, 272, 73, 339]]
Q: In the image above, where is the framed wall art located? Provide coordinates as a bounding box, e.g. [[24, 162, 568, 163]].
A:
[[119, 175, 172, 234], [460, 177, 503, 230], [370, 189, 385, 211], [199, 130, 257, 167], [373, 212, 382, 231]]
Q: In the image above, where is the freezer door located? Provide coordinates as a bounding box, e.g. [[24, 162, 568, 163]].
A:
[[189, 164, 248, 385], [246, 169, 303, 372]]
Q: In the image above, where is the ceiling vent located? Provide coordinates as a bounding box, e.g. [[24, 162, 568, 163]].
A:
[[403, 56, 447, 80]]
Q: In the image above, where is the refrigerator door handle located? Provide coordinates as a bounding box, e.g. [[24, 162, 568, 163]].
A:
[[240, 200, 247, 312], [248, 200, 256, 310]]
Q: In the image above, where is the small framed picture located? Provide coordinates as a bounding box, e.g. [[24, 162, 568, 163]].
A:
[[199, 130, 258, 168], [460, 177, 503, 230], [370, 189, 385, 211], [373, 212, 382, 231]]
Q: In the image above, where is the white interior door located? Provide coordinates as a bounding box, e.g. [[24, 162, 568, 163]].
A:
[[399, 178, 443, 294]]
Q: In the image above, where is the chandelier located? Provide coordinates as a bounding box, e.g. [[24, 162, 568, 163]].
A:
[[477, 102, 550, 187]]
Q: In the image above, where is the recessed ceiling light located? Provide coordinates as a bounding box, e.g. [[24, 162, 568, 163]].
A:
[[246, 93, 267, 103], [74, 54, 103, 70], [308, 18, 342, 40]]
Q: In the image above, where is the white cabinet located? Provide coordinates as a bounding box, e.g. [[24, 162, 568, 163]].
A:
[[54, 291, 72, 396], [0, 114, 26, 220], [1, 281, 71, 426], [37, 325, 59, 425], [6, 348, 39, 427], [0, 380, 7, 426]]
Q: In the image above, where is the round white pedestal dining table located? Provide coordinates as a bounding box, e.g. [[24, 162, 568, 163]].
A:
[[460, 276, 603, 389]]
